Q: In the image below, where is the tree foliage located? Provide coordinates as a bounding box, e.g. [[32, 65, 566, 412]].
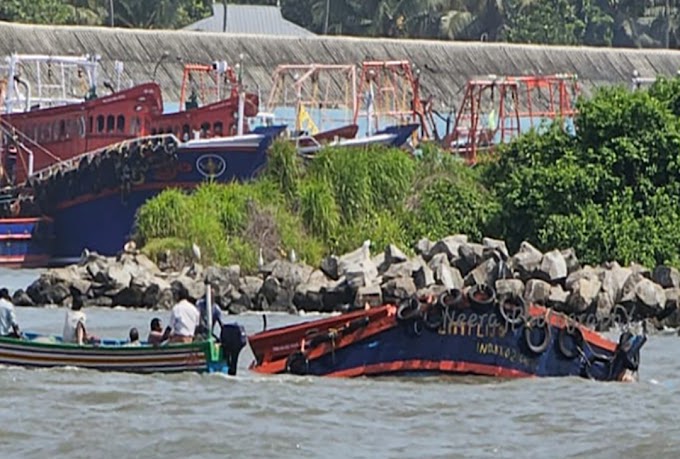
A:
[[4, 0, 680, 49]]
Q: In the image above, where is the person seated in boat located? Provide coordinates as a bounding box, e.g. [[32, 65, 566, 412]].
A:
[[0, 288, 21, 338], [63, 294, 97, 345], [194, 295, 224, 341], [147, 317, 167, 345], [125, 328, 141, 346], [167, 287, 199, 344]]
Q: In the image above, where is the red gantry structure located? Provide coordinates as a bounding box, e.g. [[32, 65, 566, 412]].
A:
[[445, 73, 580, 164]]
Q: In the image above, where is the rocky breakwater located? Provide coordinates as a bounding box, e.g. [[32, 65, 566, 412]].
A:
[[14, 235, 680, 330]]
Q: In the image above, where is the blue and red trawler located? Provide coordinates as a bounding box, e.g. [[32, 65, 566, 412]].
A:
[[248, 287, 647, 382]]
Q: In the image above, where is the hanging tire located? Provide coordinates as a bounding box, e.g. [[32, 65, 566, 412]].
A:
[[286, 351, 309, 376], [438, 289, 464, 310], [468, 284, 496, 308], [397, 297, 420, 321], [423, 303, 445, 330], [498, 295, 526, 326], [557, 326, 583, 360], [524, 317, 551, 354]]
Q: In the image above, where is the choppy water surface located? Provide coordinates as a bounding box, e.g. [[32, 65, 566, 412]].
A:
[[1, 270, 679, 458]]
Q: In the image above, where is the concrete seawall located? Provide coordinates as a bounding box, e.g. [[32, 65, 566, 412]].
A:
[[2, 21, 680, 108]]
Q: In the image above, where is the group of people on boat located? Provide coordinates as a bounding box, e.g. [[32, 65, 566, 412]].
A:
[[0, 284, 224, 347]]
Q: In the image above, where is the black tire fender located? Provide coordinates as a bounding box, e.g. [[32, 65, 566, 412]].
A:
[[468, 284, 496, 308], [498, 295, 526, 326], [423, 303, 445, 330], [397, 297, 420, 321], [285, 351, 309, 376], [524, 317, 551, 354], [558, 326, 583, 359]]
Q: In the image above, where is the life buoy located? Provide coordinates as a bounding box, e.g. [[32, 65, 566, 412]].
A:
[[286, 351, 309, 375], [523, 317, 551, 354], [557, 326, 583, 359], [397, 297, 420, 321], [423, 303, 445, 330], [467, 284, 496, 308], [498, 295, 527, 326]]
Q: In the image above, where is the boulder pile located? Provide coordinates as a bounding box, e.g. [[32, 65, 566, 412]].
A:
[[13, 235, 680, 329]]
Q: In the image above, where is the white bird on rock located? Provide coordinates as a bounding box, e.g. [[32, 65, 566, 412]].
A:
[[289, 248, 297, 263], [192, 243, 201, 261], [258, 247, 264, 270]]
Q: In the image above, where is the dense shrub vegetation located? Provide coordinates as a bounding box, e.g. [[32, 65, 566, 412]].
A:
[[135, 77, 680, 271]]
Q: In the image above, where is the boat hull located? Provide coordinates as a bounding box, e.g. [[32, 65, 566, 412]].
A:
[[0, 334, 228, 374], [47, 130, 283, 264], [248, 300, 646, 382], [0, 217, 54, 268]]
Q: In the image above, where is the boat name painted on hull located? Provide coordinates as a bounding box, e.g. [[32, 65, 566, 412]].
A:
[[476, 341, 534, 368]]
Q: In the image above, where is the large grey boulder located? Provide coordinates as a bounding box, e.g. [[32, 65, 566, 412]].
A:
[[601, 263, 632, 303], [381, 277, 417, 304], [456, 243, 485, 275], [537, 249, 568, 283], [524, 279, 551, 305], [465, 257, 499, 287], [320, 255, 340, 280], [429, 235, 468, 263], [567, 277, 601, 313], [482, 237, 509, 260], [495, 278, 524, 299], [510, 241, 543, 280], [634, 278, 666, 314], [385, 244, 408, 266], [652, 265, 680, 289], [434, 263, 464, 291], [413, 261, 435, 290], [415, 238, 434, 260]]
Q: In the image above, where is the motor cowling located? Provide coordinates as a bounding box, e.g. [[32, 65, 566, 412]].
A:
[[220, 323, 247, 376]]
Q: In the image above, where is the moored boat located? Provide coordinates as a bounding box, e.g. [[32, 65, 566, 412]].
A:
[[248, 287, 647, 382]]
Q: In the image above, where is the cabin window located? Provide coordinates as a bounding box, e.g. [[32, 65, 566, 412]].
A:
[[88, 116, 94, 134], [97, 115, 105, 133], [130, 117, 141, 135], [106, 115, 115, 132], [214, 122, 224, 136], [59, 120, 67, 139], [117, 115, 125, 132], [200, 122, 210, 138]]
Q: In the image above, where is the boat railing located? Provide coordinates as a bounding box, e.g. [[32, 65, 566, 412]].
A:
[[29, 133, 181, 182]]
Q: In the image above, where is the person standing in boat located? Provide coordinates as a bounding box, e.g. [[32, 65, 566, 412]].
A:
[[0, 288, 21, 338], [194, 294, 223, 341], [167, 286, 199, 344], [147, 317, 167, 346], [63, 292, 96, 345]]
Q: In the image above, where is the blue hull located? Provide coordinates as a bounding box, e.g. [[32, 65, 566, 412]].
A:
[[49, 131, 281, 263], [0, 217, 54, 268], [250, 301, 646, 382]]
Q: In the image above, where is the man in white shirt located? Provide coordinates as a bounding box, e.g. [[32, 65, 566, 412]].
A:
[[63, 294, 91, 345], [0, 288, 20, 338], [168, 287, 199, 344]]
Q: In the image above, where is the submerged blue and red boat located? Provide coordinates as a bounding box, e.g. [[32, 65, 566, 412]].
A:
[[248, 288, 646, 382]]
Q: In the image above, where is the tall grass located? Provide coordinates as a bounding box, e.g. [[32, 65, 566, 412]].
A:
[[135, 142, 499, 271]]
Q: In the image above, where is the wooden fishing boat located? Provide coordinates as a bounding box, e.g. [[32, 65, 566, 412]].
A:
[[248, 287, 647, 382], [0, 323, 247, 374]]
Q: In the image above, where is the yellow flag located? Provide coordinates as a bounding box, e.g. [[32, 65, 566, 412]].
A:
[[297, 105, 319, 135]]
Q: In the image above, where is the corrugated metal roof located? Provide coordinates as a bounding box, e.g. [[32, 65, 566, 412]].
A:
[[184, 4, 314, 37]]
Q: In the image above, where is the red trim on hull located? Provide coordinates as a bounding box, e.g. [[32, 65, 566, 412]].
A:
[[55, 181, 201, 210], [0, 254, 51, 268], [327, 360, 532, 378], [0, 217, 53, 223]]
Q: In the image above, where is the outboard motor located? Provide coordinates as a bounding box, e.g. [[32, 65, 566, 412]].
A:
[[220, 323, 247, 376]]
